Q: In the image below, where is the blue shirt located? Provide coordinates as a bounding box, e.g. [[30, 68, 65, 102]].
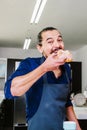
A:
[[4, 56, 72, 122]]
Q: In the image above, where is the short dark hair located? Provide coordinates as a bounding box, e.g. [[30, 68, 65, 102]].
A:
[[37, 27, 58, 43]]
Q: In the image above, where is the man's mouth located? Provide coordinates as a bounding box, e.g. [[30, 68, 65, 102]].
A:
[[51, 48, 61, 54]]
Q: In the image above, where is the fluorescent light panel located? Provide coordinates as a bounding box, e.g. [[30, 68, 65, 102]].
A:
[[35, 0, 47, 23], [30, 0, 41, 23], [30, 0, 47, 23], [23, 38, 31, 50]]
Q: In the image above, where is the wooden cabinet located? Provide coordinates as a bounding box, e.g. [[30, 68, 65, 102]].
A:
[[69, 62, 82, 94]]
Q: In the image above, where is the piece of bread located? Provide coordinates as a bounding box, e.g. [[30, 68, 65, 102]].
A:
[[57, 49, 72, 62]]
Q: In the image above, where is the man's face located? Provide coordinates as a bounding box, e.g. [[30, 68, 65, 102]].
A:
[[38, 30, 64, 58]]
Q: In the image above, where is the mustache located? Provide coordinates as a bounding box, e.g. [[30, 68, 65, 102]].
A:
[[50, 48, 61, 54]]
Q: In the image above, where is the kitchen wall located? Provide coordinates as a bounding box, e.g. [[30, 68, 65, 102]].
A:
[[0, 47, 42, 59], [0, 46, 87, 92], [74, 45, 87, 92]]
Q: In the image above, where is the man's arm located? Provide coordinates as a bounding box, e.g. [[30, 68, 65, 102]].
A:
[[66, 106, 82, 130], [11, 53, 65, 96], [11, 62, 47, 96]]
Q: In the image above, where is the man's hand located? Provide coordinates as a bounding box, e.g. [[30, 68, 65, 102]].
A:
[[43, 53, 65, 72]]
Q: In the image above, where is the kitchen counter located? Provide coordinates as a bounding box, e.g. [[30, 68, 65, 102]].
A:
[[74, 106, 87, 130], [74, 105, 87, 119]]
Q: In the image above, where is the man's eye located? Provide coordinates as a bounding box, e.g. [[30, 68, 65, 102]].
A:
[[48, 41, 53, 43], [58, 39, 62, 42]]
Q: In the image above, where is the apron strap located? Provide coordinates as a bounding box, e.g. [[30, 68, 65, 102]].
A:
[[40, 57, 48, 83], [65, 70, 72, 92]]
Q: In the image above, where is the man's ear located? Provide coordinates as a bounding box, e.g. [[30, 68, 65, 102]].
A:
[[37, 44, 43, 53]]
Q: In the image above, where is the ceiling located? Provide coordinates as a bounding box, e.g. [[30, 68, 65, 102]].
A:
[[0, 0, 87, 51]]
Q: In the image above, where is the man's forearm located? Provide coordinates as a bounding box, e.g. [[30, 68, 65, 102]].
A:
[[11, 63, 47, 96], [66, 106, 82, 130]]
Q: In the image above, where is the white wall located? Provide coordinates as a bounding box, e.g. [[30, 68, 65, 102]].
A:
[[74, 45, 87, 92], [0, 47, 41, 59]]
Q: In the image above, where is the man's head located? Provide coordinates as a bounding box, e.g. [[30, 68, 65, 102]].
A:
[[37, 27, 64, 58]]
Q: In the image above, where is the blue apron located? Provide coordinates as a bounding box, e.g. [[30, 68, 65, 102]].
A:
[[28, 70, 70, 130]]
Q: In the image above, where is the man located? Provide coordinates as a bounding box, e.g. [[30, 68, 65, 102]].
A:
[[4, 27, 82, 130]]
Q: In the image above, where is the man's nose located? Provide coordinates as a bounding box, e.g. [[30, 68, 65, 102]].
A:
[[53, 41, 60, 48]]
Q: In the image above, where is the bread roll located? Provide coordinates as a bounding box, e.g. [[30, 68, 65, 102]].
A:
[[57, 49, 72, 62]]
